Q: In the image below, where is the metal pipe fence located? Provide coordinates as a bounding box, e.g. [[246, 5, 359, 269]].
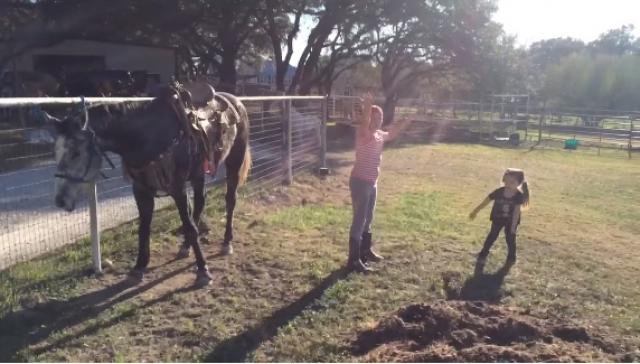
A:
[[326, 96, 639, 156], [5, 93, 635, 271], [0, 95, 327, 271]]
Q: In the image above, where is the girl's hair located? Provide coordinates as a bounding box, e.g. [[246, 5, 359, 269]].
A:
[[371, 105, 383, 116], [503, 168, 530, 208]]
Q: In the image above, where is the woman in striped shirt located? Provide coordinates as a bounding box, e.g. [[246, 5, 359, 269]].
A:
[[347, 93, 413, 272]]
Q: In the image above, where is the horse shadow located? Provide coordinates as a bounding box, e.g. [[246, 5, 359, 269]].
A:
[[0, 262, 196, 361], [204, 267, 349, 362]]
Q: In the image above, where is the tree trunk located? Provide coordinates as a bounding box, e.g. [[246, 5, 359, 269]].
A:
[[290, 4, 339, 94], [219, 48, 237, 93], [382, 94, 398, 126], [275, 62, 287, 92]]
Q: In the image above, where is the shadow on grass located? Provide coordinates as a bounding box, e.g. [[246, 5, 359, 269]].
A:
[[443, 260, 513, 303], [0, 262, 195, 361], [204, 267, 349, 362]]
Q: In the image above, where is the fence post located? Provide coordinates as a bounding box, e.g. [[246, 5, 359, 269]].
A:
[[331, 96, 336, 119], [538, 102, 545, 145], [88, 182, 102, 274], [524, 96, 530, 141], [284, 99, 293, 184], [538, 111, 543, 145], [320, 95, 328, 171], [629, 120, 634, 159], [490, 97, 494, 121], [598, 123, 603, 156]]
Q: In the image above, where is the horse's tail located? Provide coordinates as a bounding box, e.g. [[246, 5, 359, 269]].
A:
[[239, 143, 251, 186], [238, 105, 252, 186]]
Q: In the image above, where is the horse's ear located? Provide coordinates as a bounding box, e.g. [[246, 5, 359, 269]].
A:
[[212, 98, 228, 113], [30, 107, 60, 126], [31, 107, 81, 136]]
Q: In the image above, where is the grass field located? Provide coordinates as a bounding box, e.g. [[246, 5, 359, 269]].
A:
[[1, 141, 639, 361]]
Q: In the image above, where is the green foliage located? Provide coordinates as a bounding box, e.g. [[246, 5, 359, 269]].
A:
[[544, 52, 640, 109]]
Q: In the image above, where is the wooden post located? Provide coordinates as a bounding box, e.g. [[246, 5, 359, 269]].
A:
[[629, 120, 634, 159], [598, 120, 604, 155], [489, 96, 495, 121], [524, 95, 530, 141], [537, 104, 544, 145]]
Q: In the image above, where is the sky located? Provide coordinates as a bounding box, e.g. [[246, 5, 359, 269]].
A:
[[495, 0, 640, 46], [290, 0, 640, 65]]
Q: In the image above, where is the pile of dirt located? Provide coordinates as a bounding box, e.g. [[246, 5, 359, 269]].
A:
[[352, 300, 636, 362]]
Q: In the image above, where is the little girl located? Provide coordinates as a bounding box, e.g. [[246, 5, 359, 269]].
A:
[[469, 168, 530, 267]]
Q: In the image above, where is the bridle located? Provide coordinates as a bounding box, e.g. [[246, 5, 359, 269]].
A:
[[54, 96, 116, 184], [54, 131, 115, 183]]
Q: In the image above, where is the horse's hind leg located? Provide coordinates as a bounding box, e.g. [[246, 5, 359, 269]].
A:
[[222, 163, 240, 255], [172, 186, 212, 286], [129, 185, 154, 282]]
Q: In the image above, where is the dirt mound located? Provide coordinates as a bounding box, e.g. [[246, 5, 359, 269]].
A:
[[352, 300, 635, 362]]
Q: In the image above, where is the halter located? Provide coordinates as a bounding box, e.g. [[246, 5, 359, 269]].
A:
[[54, 96, 116, 184]]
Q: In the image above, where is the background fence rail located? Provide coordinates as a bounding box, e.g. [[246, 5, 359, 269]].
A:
[[326, 96, 639, 155]]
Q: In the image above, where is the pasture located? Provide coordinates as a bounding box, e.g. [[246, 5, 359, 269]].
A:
[[1, 141, 639, 361]]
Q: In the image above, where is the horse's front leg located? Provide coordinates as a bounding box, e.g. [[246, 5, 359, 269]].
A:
[[172, 186, 212, 286], [129, 184, 154, 282], [177, 173, 208, 259], [192, 172, 210, 235]]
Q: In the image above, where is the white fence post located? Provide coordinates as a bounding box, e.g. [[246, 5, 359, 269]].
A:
[[88, 182, 102, 274], [284, 99, 293, 185], [320, 95, 329, 173]]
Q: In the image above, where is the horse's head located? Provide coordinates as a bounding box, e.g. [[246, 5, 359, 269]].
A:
[[35, 107, 104, 211]]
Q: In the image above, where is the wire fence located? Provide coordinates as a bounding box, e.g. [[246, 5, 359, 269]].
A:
[[3, 94, 636, 270], [325, 96, 640, 156], [0, 96, 326, 271]]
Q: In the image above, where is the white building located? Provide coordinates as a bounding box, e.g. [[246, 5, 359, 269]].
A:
[[5, 38, 176, 83]]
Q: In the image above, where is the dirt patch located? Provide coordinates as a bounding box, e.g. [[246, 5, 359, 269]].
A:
[[352, 300, 636, 362]]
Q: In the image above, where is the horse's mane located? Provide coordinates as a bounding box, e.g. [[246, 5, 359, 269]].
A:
[[90, 84, 190, 139], [92, 85, 175, 121]]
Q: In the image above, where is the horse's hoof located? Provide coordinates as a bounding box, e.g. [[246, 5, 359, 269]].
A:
[[177, 245, 190, 259], [222, 244, 233, 255], [195, 269, 213, 287], [127, 269, 145, 283]]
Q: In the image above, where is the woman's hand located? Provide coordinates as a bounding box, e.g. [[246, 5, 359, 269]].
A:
[[358, 93, 374, 137], [361, 92, 373, 109], [469, 211, 477, 220]]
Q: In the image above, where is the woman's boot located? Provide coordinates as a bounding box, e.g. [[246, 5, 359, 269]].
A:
[[361, 232, 384, 263], [347, 237, 372, 273]]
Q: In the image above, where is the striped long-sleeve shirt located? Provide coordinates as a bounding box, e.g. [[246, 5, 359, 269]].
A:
[[351, 130, 387, 184]]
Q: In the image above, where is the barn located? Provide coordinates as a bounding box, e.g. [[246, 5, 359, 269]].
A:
[[2, 38, 177, 96]]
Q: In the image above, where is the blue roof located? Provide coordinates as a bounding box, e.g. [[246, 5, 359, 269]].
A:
[[260, 60, 296, 78]]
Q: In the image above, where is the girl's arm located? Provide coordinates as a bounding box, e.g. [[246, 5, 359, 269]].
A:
[[510, 205, 521, 233], [384, 116, 413, 143], [469, 197, 491, 219], [357, 93, 373, 139]]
